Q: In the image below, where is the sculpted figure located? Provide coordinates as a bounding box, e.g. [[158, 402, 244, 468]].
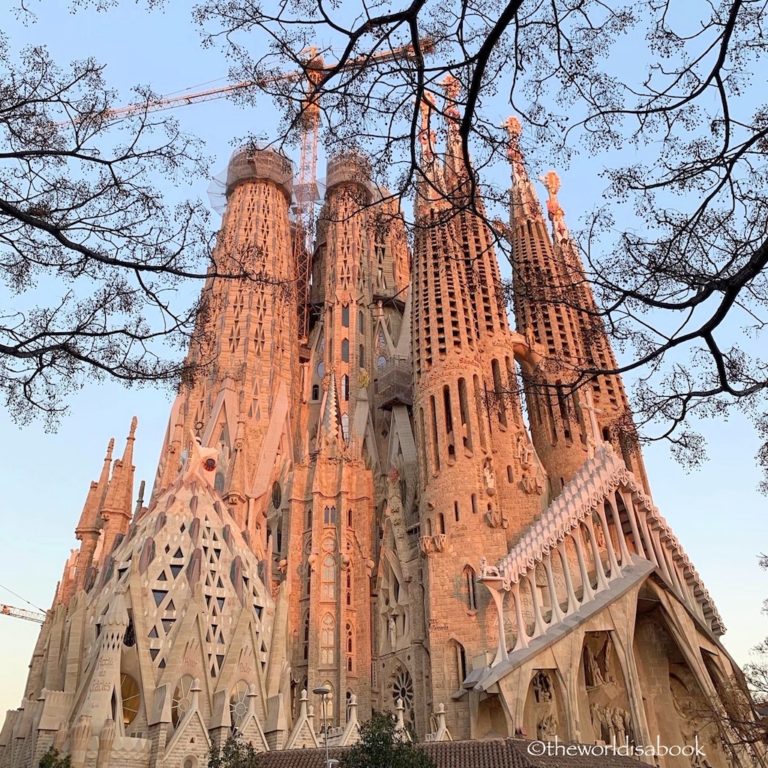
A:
[[537, 713, 557, 740], [532, 671, 552, 703]]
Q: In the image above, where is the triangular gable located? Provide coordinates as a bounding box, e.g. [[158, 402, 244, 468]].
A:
[[163, 681, 211, 763], [250, 382, 291, 498], [284, 690, 319, 749], [201, 387, 239, 450]]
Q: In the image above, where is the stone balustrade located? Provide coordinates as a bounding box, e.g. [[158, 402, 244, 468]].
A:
[[479, 444, 724, 667]]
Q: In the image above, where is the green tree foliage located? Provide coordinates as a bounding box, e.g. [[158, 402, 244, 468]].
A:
[[39, 747, 71, 768], [340, 712, 435, 768], [207, 734, 260, 768]]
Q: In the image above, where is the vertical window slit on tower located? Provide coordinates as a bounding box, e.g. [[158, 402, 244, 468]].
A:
[[458, 377, 472, 452], [429, 396, 440, 471], [473, 375, 488, 450], [491, 359, 508, 427], [464, 566, 477, 611], [443, 385, 456, 461]]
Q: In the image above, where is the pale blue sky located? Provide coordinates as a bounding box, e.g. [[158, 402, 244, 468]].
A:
[[0, 2, 765, 717]]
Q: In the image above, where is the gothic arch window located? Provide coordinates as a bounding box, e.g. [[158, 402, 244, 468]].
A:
[[347, 508, 353, 527], [320, 614, 335, 665], [359, 344, 365, 367], [341, 304, 350, 327], [322, 680, 335, 720], [438, 512, 446, 535], [321, 555, 336, 600], [346, 622, 354, 672], [346, 568, 352, 606], [341, 338, 350, 362], [464, 565, 477, 611], [302, 611, 310, 660], [172, 674, 195, 728], [123, 616, 136, 647], [448, 640, 467, 691], [312, 384, 320, 401], [323, 506, 336, 525], [229, 680, 249, 729], [306, 506, 313, 529], [342, 374, 350, 401], [358, 309, 365, 333]]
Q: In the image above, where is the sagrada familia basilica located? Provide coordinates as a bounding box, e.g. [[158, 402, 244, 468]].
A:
[[0, 86, 760, 768]]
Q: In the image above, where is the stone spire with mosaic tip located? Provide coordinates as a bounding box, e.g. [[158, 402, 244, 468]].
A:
[[505, 117, 648, 494]]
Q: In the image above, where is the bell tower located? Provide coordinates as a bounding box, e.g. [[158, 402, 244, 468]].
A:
[[152, 147, 299, 556], [506, 118, 648, 494], [411, 98, 543, 739]]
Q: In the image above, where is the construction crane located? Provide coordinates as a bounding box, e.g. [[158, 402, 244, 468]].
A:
[[97, 41, 431, 343], [1, 604, 46, 624]]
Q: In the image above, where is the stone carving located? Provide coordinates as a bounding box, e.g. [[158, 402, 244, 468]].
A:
[[484, 504, 508, 529], [590, 703, 632, 745], [532, 671, 552, 703], [583, 634, 614, 688], [388, 616, 397, 647], [537, 713, 557, 741], [483, 458, 496, 496], [478, 556, 501, 580], [419, 534, 446, 555], [386, 469, 404, 517]]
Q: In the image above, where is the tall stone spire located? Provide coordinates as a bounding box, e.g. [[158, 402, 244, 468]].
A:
[[71, 437, 114, 596], [411, 101, 527, 738], [506, 119, 648, 492], [152, 147, 298, 554], [541, 170, 649, 488], [99, 417, 137, 566]]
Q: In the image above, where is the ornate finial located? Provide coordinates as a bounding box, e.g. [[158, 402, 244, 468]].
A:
[[128, 416, 138, 439], [105, 438, 115, 461], [440, 74, 460, 99], [541, 170, 560, 199], [540, 169, 570, 243], [504, 116, 542, 220], [440, 74, 461, 121], [504, 116, 522, 143]]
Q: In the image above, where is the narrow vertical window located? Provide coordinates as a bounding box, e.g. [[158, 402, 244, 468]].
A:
[[464, 566, 476, 610], [458, 377, 473, 451], [320, 614, 335, 664], [321, 555, 336, 600]]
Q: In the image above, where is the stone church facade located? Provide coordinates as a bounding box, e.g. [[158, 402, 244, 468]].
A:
[[0, 94, 761, 768]]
